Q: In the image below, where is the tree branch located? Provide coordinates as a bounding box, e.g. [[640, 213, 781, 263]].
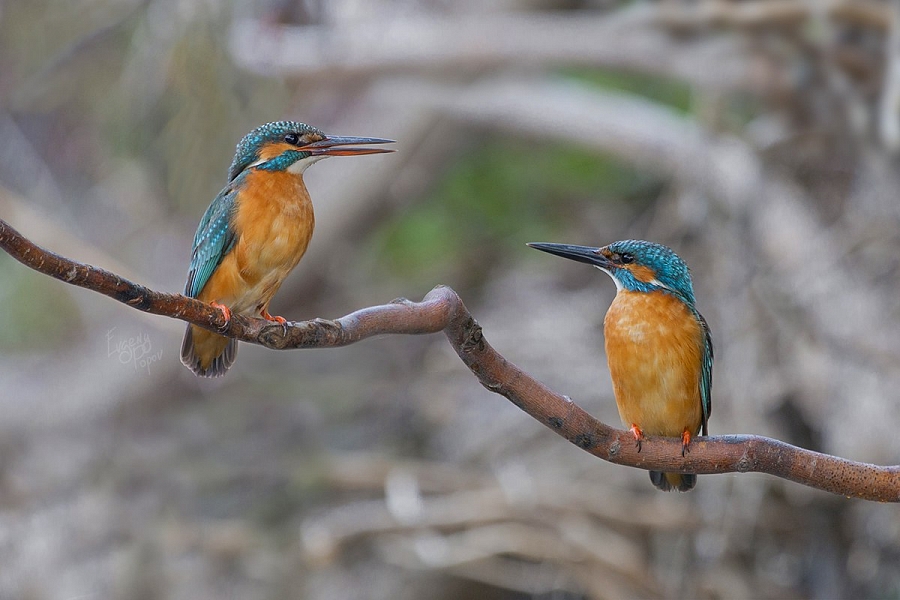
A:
[[2, 217, 898, 502], [229, 5, 755, 93]]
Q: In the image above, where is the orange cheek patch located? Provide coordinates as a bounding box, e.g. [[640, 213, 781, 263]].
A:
[[629, 264, 657, 283], [257, 142, 295, 161]]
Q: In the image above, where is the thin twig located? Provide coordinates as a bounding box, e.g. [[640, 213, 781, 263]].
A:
[[1, 217, 898, 502]]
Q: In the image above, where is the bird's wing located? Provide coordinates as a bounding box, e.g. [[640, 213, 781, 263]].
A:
[[696, 310, 714, 436], [184, 182, 239, 298]]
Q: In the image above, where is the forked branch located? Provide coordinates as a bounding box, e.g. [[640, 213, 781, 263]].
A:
[[2, 217, 898, 502]]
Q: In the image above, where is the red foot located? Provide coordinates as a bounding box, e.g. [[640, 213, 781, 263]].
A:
[[261, 309, 289, 335], [261, 309, 287, 324], [630, 424, 645, 452], [210, 301, 232, 333], [681, 429, 692, 457]]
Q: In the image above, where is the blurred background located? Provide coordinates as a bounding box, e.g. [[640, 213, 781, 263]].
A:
[[1, 0, 900, 598]]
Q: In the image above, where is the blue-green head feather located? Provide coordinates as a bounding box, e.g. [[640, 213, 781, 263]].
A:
[[227, 120, 395, 180], [605, 240, 695, 304], [527, 239, 696, 305], [228, 121, 323, 181]]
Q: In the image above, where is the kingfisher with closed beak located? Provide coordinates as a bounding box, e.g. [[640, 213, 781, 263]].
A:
[[528, 240, 712, 491], [181, 121, 394, 377]]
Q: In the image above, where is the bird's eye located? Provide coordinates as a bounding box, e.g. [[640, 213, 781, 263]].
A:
[[284, 133, 300, 145], [618, 252, 635, 264]]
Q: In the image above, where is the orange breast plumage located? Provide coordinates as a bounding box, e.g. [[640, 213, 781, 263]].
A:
[[197, 169, 315, 315], [603, 289, 705, 438]]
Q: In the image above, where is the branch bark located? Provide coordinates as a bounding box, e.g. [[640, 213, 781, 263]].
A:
[[2, 217, 898, 502]]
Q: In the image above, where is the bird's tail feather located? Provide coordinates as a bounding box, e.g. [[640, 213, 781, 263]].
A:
[[181, 324, 237, 377], [649, 471, 697, 492]]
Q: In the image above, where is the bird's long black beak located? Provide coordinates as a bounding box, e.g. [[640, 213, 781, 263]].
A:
[[302, 135, 395, 156], [527, 242, 612, 269]]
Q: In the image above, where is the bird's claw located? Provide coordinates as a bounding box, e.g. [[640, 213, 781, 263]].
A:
[[262, 310, 289, 336], [209, 301, 232, 333], [630, 424, 645, 452]]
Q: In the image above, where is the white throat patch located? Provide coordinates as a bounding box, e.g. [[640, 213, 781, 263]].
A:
[[287, 155, 327, 174], [595, 266, 624, 292], [649, 277, 674, 292], [247, 154, 328, 174]]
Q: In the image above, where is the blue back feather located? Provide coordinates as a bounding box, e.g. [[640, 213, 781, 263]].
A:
[[698, 313, 713, 433], [184, 174, 243, 298]]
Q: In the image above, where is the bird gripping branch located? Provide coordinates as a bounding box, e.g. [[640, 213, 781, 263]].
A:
[[181, 121, 394, 376], [529, 240, 713, 491]]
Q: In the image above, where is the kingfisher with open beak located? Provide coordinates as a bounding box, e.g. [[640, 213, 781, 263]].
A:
[[529, 240, 713, 491], [181, 121, 394, 377]]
